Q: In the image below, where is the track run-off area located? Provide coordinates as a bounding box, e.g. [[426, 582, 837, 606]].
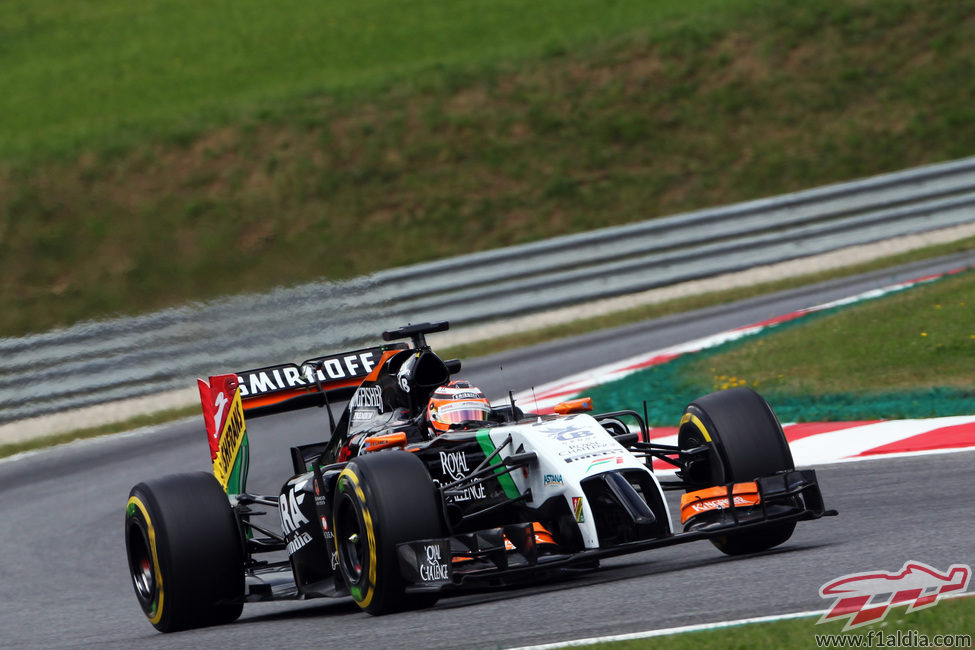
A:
[[516, 267, 975, 468], [0, 252, 973, 649]]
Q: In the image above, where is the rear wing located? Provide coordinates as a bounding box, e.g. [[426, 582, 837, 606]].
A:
[[231, 343, 408, 417], [196, 343, 407, 493]]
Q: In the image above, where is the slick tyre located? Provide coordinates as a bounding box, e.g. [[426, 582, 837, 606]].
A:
[[678, 387, 796, 556], [124, 472, 244, 632], [332, 451, 443, 615]]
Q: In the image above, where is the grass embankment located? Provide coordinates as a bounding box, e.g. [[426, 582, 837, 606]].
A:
[[586, 269, 975, 424], [580, 596, 975, 650], [2, 0, 975, 337]]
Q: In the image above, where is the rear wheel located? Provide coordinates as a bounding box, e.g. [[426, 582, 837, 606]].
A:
[[124, 472, 244, 632], [332, 451, 444, 615], [678, 388, 796, 555]]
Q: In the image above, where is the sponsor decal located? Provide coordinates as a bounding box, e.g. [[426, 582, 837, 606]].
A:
[[679, 484, 760, 524], [330, 551, 339, 570], [560, 441, 617, 459], [396, 358, 414, 394], [539, 422, 595, 442], [572, 496, 585, 523], [419, 543, 451, 582], [210, 391, 228, 445], [286, 532, 313, 555], [543, 473, 564, 487], [688, 494, 755, 513], [279, 486, 310, 536], [313, 351, 377, 380], [350, 386, 384, 410], [818, 561, 971, 631], [235, 349, 381, 398], [350, 385, 384, 421], [313, 477, 327, 506], [584, 455, 625, 473], [212, 388, 247, 491], [439, 451, 487, 501], [238, 365, 307, 398], [535, 423, 620, 460]]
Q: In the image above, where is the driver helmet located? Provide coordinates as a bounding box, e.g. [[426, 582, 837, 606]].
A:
[[427, 380, 491, 434]]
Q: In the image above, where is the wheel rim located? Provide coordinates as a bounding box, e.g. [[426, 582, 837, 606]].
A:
[[135, 557, 153, 598], [127, 522, 156, 604], [335, 494, 365, 584]]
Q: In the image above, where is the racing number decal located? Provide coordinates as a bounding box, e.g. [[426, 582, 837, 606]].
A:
[[126, 496, 165, 625], [336, 468, 377, 608]]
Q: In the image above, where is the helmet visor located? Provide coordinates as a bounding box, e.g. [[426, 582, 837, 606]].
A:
[[438, 402, 491, 425]]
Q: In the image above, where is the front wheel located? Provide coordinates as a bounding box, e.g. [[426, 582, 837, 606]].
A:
[[678, 388, 797, 556], [124, 472, 244, 632], [332, 451, 444, 615]]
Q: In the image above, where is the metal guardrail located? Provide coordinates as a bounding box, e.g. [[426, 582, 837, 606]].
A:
[[4, 156, 975, 424]]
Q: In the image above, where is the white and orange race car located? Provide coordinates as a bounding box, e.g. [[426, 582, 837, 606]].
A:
[[124, 321, 836, 632]]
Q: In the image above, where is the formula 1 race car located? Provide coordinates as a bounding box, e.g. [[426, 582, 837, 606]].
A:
[[124, 321, 836, 632]]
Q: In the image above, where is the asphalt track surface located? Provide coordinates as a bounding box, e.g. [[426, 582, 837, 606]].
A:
[[2, 251, 974, 649]]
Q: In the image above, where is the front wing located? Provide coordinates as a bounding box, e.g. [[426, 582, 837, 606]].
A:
[[397, 469, 835, 592], [235, 469, 834, 603]]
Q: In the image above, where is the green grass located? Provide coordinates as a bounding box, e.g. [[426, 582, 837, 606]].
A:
[[0, 0, 740, 161], [2, 0, 975, 337], [576, 595, 974, 650], [585, 268, 975, 424], [687, 271, 975, 395]]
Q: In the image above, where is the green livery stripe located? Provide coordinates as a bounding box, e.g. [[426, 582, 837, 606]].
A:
[[226, 434, 250, 496], [475, 430, 520, 500]]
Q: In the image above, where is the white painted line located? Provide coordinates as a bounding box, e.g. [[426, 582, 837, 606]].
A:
[[510, 609, 824, 649], [511, 591, 975, 649]]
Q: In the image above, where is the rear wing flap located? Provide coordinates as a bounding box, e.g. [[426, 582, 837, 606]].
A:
[[211, 343, 408, 418], [195, 343, 407, 494]]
